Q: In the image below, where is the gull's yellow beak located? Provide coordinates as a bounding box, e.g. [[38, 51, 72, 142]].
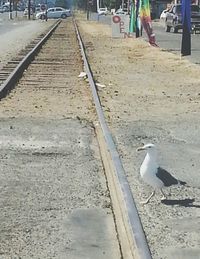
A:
[[137, 146, 145, 152]]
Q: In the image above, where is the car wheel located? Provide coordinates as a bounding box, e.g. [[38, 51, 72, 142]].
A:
[[41, 14, 46, 20], [61, 14, 67, 19], [165, 24, 171, 32], [172, 24, 178, 33]]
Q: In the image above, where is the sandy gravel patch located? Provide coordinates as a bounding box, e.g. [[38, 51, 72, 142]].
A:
[[77, 18, 200, 259]]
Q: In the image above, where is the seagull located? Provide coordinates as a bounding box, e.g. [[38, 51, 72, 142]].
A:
[[137, 143, 186, 204]]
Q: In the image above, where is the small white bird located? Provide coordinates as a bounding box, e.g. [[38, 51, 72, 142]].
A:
[[137, 143, 186, 204]]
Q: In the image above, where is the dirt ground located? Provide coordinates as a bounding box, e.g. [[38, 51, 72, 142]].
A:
[[77, 18, 200, 123], [77, 17, 200, 259]]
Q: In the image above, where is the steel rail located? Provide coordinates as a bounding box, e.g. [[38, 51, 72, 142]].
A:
[[73, 19, 152, 259], [0, 20, 61, 99]]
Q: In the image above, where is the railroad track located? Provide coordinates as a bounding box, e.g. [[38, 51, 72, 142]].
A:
[[0, 18, 152, 259], [0, 20, 61, 98]]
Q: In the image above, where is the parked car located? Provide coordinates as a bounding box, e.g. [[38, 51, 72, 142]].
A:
[[16, 5, 25, 11], [0, 5, 9, 13], [98, 7, 108, 15], [0, 6, 4, 13], [36, 7, 71, 19], [165, 4, 200, 33], [23, 8, 33, 16], [115, 8, 126, 15], [160, 9, 169, 21], [35, 6, 41, 13]]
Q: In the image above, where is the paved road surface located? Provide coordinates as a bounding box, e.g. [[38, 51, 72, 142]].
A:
[[0, 12, 34, 35], [152, 21, 200, 65]]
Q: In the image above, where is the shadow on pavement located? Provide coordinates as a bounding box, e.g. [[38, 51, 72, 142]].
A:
[[161, 198, 200, 208]]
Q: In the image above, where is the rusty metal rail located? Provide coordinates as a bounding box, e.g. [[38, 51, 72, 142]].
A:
[[74, 19, 152, 259], [0, 20, 61, 99]]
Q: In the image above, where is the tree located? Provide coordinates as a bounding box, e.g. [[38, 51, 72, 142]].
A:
[[103, 0, 116, 9], [73, 0, 86, 9], [55, 0, 67, 8], [72, 0, 120, 11]]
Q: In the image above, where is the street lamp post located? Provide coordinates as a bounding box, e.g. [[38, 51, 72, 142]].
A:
[[45, 0, 48, 21], [122, 0, 124, 10], [9, 0, 12, 20], [97, 0, 99, 11], [28, 0, 31, 20]]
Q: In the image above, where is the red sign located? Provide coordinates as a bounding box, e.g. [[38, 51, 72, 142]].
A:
[[112, 15, 121, 23], [40, 4, 46, 11]]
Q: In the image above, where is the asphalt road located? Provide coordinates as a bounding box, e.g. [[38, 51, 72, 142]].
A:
[[151, 21, 200, 65], [0, 11, 28, 35]]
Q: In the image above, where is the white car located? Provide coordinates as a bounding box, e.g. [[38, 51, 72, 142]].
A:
[[115, 9, 126, 15], [23, 7, 33, 16], [36, 7, 71, 19], [0, 5, 9, 13], [98, 8, 108, 15]]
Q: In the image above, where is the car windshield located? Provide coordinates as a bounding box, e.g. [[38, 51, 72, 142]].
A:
[[191, 5, 200, 12], [176, 5, 200, 13]]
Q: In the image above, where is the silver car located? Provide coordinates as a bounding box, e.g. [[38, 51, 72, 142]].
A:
[[165, 4, 200, 33], [36, 7, 71, 19], [0, 5, 9, 13]]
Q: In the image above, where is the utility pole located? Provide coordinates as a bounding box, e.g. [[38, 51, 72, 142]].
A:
[[15, 1, 17, 18], [28, 0, 31, 20], [127, 0, 130, 14], [122, 0, 124, 10], [115, 0, 121, 10], [97, 0, 99, 11], [135, 0, 140, 37], [9, 0, 12, 20], [87, 0, 89, 20], [45, 0, 48, 21]]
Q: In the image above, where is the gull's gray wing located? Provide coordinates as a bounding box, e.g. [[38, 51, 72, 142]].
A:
[[156, 167, 179, 187]]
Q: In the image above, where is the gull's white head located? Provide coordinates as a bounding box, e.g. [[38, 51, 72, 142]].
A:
[[137, 143, 156, 152]]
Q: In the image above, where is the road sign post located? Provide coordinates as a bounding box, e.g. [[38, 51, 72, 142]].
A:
[[181, 0, 191, 56], [40, 4, 46, 11]]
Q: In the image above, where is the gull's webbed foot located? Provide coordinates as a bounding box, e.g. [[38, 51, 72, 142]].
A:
[[160, 189, 167, 201]]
